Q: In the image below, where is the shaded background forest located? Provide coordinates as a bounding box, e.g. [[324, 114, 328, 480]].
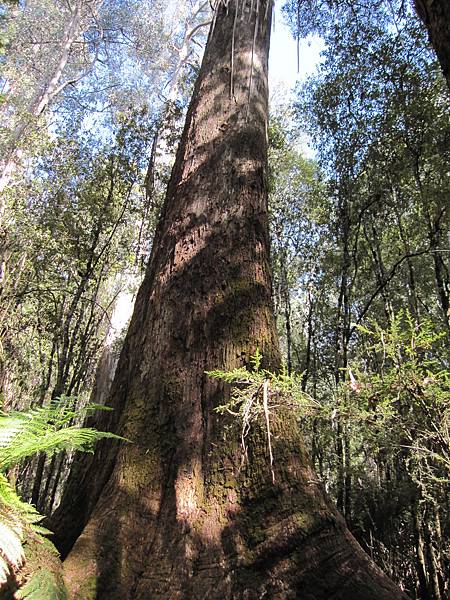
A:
[[0, 1, 448, 599]]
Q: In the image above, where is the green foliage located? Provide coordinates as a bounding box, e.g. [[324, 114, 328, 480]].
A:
[[342, 312, 449, 483], [0, 113, 153, 417], [273, 3, 450, 593], [15, 567, 68, 600], [0, 473, 28, 584], [268, 111, 328, 375], [208, 350, 316, 418], [0, 399, 118, 470], [309, 311, 449, 594], [0, 400, 123, 593], [282, 0, 407, 40]]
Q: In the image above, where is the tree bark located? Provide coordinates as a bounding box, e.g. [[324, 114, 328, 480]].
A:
[[62, 2, 410, 599], [414, 0, 450, 93]]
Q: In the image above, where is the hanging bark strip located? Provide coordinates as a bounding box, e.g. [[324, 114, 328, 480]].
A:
[[63, 2, 410, 598], [262, 378, 275, 484]]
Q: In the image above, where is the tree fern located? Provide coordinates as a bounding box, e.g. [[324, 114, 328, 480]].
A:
[[0, 400, 118, 470], [0, 400, 124, 595]]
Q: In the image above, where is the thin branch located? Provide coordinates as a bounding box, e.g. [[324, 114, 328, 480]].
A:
[[351, 247, 432, 336]]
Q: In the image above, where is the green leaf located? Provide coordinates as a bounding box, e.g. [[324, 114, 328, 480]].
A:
[[15, 568, 68, 600], [0, 402, 125, 470]]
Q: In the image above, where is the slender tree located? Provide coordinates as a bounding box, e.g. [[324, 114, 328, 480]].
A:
[[62, 2, 409, 598]]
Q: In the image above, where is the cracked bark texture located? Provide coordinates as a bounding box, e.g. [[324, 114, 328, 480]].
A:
[[62, 2, 410, 598], [415, 0, 450, 92]]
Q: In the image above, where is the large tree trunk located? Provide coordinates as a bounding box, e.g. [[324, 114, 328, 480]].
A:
[[62, 2, 410, 598], [414, 0, 450, 92]]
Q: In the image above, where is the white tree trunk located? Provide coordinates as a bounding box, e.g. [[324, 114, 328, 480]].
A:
[[0, 0, 103, 200]]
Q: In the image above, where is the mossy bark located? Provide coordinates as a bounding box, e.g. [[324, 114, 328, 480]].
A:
[[7, 536, 69, 600], [62, 2, 410, 598]]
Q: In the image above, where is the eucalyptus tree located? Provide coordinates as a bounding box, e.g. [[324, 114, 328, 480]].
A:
[[60, 2, 407, 598], [0, 112, 155, 537], [0, 0, 189, 198], [48, 2, 212, 548], [0, 0, 206, 417], [0, 0, 106, 195], [141, 0, 211, 263], [0, 0, 204, 327]]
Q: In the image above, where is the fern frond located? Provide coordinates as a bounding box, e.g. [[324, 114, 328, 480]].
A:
[[0, 400, 125, 595], [15, 568, 68, 600], [0, 473, 43, 585], [0, 404, 123, 470], [29, 524, 53, 536], [0, 518, 24, 578], [205, 367, 251, 384], [0, 555, 11, 588]]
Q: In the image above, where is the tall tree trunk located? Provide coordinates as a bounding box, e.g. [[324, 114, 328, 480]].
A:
[[62, 3, 409, 599], [414, 0, 450, 92], [334, 188, 352, 519], [142, 0, 210, 241]]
